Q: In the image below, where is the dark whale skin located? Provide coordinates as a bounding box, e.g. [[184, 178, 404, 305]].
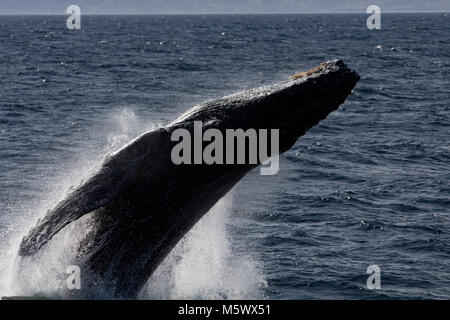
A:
[[19, 60, 360, 298]]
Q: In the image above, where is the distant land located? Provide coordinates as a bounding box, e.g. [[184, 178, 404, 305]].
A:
[[0, 0, 449, 15]]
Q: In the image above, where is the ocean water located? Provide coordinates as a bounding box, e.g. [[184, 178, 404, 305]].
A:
[[0, 14, 449, 299]]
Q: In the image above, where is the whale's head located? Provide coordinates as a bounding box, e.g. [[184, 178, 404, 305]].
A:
[[273, 59, 360, 152], [173, 59, 360, 154]]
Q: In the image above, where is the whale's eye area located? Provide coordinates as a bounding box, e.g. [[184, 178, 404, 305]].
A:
[[289, 62, 328, 80]]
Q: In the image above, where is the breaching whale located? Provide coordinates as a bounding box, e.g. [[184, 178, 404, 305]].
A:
[[18, 60, 360, 298]]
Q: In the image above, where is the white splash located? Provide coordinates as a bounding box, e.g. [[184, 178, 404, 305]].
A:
[[0, 107, 265, 299], [140, 193, 266, 300], [0, 108, 156, 298]]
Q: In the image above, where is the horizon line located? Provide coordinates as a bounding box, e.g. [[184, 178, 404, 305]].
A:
[[0, 10, 449, 16]]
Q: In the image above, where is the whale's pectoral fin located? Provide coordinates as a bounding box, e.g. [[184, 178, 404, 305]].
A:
[[18, 128, 168, 256], [18, 164, 137, 257]]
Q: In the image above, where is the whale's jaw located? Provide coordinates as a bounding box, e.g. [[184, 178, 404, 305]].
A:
[[18, 60, 359, 298]]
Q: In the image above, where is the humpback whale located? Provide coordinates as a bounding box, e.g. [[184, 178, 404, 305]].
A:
[[18, 60, 360, 298]]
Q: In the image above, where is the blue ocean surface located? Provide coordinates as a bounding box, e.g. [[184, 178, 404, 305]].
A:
[[0, 14, 449, 299]]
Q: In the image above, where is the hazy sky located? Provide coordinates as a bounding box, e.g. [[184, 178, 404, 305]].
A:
[[1, 0, 450, 14]]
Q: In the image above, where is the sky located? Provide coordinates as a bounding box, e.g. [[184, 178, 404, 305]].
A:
[[1, 0, 449, 14]]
